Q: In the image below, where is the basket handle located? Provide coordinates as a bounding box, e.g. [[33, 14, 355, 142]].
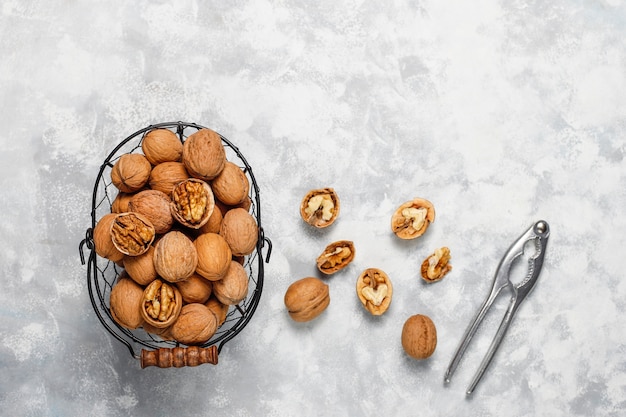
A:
[[140, 345, 218, 368]]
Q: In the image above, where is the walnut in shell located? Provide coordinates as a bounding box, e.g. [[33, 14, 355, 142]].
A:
[[153, 231, 198, 283], [198, 204, 223, 234], [141, 128, 183, 165], [391, 198, 435, 239], [421, 247, 452, 283], [110, 153, 152, 193], [300, 188, 340, 228], [128, 189, 174, 234], [170, 303, 218, 345], [205, 296, 229, 327], [401, 314, 437, 359], [141, 279, 183, 329], [182, 128, 226, 180], [123, 245, 157, 286], [176, 273, 213, 304], [170, 178, 215, 229], [211, 161, 250, 205], [149, 161, 189, 195], [110, 212, 156, 256], [111, 192, 134, 213], [316, 240, 355, 275], [219, 208, 258, 257], [212, 260, 249, 305], [356, 268, 393, 316], [194, 233, 232, 281], [284, 277, 330, 322], [93, 213, 124, 263], [110, 276, 145, 330]]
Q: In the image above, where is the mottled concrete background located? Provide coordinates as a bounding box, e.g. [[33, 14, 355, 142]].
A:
[[1, 1, 625, 416]]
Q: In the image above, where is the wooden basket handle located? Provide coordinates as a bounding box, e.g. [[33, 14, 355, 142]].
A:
[[140, 345, 218, 368]]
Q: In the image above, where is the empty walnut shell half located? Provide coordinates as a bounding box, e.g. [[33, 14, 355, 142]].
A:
[[300, 188, 340, 228], [141, 128, 183, 165], [182, 128, 226, 181], [356, 268, 393, 316], [110, 276, 145, 330], [141, 279, 183, 329], [316, 240, 356, 275], [421, 247, 452, 283], [110, 153, 152, 193], [170, 178, 215, 229], [110, 212, 156, 256], [391, 198, 435, 240]]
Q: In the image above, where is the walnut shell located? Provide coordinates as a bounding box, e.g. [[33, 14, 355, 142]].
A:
[[141, 128, 183, 165], [211, 161, 250, 205], [149, 161, 189, 195], [170, 178, 215, 229], [128, 189, 174, 234], [110, 276, 145, 330], [141, 279, 183, 329], [170, 303, 218, 345], [194, 233, 232, 281], [205, 296, 229, 327], [198, 204, 223, 234], [300, 188, 340, 228], [123, 245, 157, 286], [111, 192, 134, 213], [110, 212, 156, 256], [356, 268, 393, 316], [391, 198, 435, 240], [111, 153, 152, 193], [182, 128, 226, 181], [220, 208, 258, 257], [284, 277, 330, 322], [316, 240, 355, 275], [401, 314, 437, 359], [176, 273, 213, 304], [212, 261, 249, 305], [153, 231, 198, 283], [93, 213, 124, 263]]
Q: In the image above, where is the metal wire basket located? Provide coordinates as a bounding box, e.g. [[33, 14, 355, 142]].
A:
[[79, 121, 272, 368]]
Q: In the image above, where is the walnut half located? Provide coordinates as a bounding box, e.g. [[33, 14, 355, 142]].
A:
[[356, 268, 393, 316], [300, 188, 340, 228], [391, 198, 435, 240], [316, 240, 355, 275], [421, 247, 452, 283]]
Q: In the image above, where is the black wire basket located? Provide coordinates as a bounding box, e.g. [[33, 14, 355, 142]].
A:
[[79, 121, 272, 368]]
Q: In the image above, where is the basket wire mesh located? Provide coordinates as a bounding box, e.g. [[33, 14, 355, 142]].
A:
[[79, 121, 271, 361]]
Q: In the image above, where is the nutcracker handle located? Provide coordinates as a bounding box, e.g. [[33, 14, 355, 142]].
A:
[[140, 345, 218, 368]]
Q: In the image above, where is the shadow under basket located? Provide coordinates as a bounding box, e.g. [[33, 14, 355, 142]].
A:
[[79, 121, 272, 369]]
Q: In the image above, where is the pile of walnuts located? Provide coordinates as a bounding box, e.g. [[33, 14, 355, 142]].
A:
[[93, 128, 258, 346]]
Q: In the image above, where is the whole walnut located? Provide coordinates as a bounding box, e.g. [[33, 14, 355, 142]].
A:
[[220, 208, 258, 256], [182, 128, 226, 180], [111, 192, 134, 213], [141, 128, 183, 165], [205, 296, 229, 327], [123, 245, 157, 286], [149, 161, 189, 195], [401, 314, 437, 360], [93, 213, 124, 263], [170, 303, 218, 345], [194, 233, 232, 281], [198, 204, 223, 234], [212, 260, 249, 305], [111, 153, 152, 193], [176, 273, 213, 304], [153, 231, 198, 282], [284, 277, 330, 322], [211, 161, 250, 205], [128, 189, 174, 234], [110, 276, 145, 329]]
